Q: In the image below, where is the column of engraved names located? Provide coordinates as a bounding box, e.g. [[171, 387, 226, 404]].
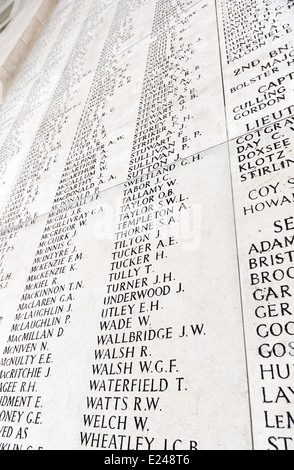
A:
[[0, 0, 72, 133], [81, 0, 204, 451], [0, 0, 118, 450], [232, 114, 294, 451]]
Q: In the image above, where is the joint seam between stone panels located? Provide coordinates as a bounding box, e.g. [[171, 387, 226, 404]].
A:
[[0, 1, 74, 109], [0, 78, 64, 215], [228, 112, 294, 143], [0, 0, 98, 222], [46, 133, 231, 206], [0, 137, 233, 238], [214, 0, 255, 450], [0, 69, 75, 215], [37, 4, 199, 108]]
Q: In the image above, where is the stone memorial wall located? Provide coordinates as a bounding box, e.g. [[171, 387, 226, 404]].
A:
[[0, 0, 293, 451]]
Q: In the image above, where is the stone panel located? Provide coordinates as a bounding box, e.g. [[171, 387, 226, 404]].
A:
[[0, 0, 294, 451]]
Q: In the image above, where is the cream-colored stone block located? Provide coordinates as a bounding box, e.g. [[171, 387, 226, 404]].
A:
[[2, 0, 294, 452], [229, 111, 294, 450], [0, 0, 59, 95], [0, 64, 13, 93], [0, 0, 44, 61], [216, 0, 294, 139]]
